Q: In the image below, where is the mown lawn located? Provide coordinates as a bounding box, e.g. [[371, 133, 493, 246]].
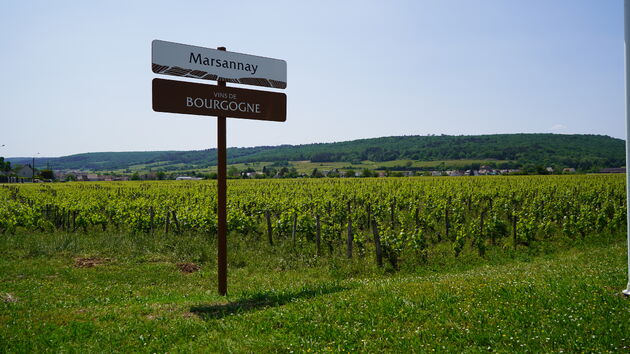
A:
[[1, 231, 629, 352]]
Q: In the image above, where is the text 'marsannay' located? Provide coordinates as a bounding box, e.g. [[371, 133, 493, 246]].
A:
[[189, 52, 259, 75]]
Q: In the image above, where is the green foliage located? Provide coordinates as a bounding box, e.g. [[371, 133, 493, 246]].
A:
[[65, 174, 77, 182], [361, 168, 374, 177], [0, 175, 625, 265], [5, 134, 624, 172], [228, 165, 240, 178], [0, 175, 628, 351], [0, 157, 10, 172], [38, 169, 54, 180]]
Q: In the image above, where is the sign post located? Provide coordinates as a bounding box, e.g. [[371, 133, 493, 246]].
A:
[[217, 47, 228, 297], [624, 0, 630, 297], [152, 41, 286, 296]]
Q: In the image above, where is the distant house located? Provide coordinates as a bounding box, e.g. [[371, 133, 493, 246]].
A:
[[563, 168, 576, 174], [53, 171, 66, 180], [16, 165, 34, 179], [246, 172, 264, 178], [175, 176, 202, 181]]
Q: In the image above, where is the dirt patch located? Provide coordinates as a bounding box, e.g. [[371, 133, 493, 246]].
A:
[[74, 257, 109, 268], [176, 262, 200, 274], [182, 312, 196, 318], [2, 293, 18, 303]]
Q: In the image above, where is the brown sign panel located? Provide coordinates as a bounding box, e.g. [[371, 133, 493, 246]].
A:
[[152, 78, 286, 122]]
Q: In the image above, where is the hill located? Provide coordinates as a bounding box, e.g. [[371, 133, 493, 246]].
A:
[[6, 134, 625, 172]]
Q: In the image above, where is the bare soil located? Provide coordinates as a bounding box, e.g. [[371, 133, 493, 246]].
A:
[[74, 257, 108, 268], [176, 262, 200, 274]]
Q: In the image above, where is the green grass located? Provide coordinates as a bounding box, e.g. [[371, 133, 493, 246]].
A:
[[1, 231, 629, 352]]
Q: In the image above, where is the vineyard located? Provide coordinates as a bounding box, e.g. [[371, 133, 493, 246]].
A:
[[1, 175, 625, 267]]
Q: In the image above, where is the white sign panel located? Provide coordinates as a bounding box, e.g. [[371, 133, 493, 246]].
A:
[[152, 40, 287, 89]]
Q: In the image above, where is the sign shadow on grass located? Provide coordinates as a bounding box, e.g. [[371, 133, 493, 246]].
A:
[[190, 284, 349, 320]]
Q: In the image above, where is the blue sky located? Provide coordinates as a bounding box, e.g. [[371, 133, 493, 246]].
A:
[[0, 0, 625, 157]]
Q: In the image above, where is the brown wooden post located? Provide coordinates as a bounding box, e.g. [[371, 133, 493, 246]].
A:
[[366, 203, 371, 231], [371, 219, 383, 267], [266, 210, 273, 246], [292, 212, 297, 248], [480, 210, 485, 239], [414, 206, 420, 229], [346, 201, 353, 258], [165, 210, 170, 234], [390, 197, 396, 228], [172, 210, 180, 233], [445, 205, 450, 241], [149, 207, 154, 234], [217, 46, 228, 296], [316, 214, 321, 256], [512, 213, 517, 250]]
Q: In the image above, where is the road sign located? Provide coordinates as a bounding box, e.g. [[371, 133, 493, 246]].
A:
[[152, 40, 287, 89], [151, 43, 287, 297], [152, 78, 286, 122]]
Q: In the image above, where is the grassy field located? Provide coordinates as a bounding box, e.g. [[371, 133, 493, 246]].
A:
[[1, 230, 629, 352]]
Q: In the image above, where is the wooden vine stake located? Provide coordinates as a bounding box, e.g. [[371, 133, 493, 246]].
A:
[[371, 219, 383, 267], [316, 214, 322, 256], [346, 201, 353, 258], [292, 212, 297, 248], [265, 210, 273, 246]]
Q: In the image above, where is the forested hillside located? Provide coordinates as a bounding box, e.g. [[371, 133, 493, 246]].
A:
[[7, 134, 624, 172]]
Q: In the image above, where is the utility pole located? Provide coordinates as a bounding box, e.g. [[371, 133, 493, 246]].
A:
[[624, 0, 630, 296], [32, 152, 39, 182]]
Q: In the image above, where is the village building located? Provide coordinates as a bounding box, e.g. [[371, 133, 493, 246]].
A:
[[15, 165, 34, 180]]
